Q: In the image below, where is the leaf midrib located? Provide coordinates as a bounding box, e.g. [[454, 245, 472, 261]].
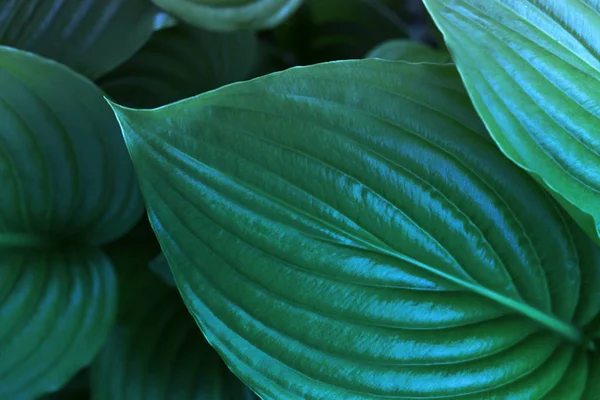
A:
[[136, 125, 589, 350]]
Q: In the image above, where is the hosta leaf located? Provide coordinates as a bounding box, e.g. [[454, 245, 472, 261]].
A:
[[423, 0, 600, 243], [150, 0, 303, 32], [91, 265, 257, 399], [149, 253, 176, 287], [365, 39, 451, 62], [0, 0, 163, 79], [0, 47, 142, 398], [0, 250, 116, 400], [110, 60, 600, 398], [100, 26, 258, 109]]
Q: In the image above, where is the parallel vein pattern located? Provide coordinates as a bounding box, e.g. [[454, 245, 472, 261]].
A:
[[0, 250, 116, 400], [423, 0, 600, 245], [150, 0, 303, 31], [0, 47, 142, 399], [99, 26, 258, 109], [91, 271, 257, 400], [0, 0, 160, 78], [113, 60, 600, 398]]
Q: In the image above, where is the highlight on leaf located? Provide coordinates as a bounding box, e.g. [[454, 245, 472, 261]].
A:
[[109, 59, 600, 399]]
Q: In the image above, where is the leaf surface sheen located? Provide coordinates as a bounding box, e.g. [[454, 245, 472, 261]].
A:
[[0, 0, 162, 78], [151, 0, 303, 31], [111, 59, 600, 398], [423, 0, 600, 244], [0, 47, 142, 399]]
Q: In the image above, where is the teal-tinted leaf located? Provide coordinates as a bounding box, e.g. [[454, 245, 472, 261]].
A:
[[110, 60, 600, 398], [365, 39, 451, 62], [0, 47, 142, 398], [151, 0, 303, 32], [423, 0, 600, 243], [91, 266, 257, 400], [149, 253, 176, 287], [100, 26, 258, 109], [0, 250, 116, 400], [0, 0, 163, 79]]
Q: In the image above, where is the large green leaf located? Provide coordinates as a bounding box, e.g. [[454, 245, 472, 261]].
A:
[[150, 0, 303, 31], [110, 60, 600, 398], [91, 262, 257, 399], [99, 26, 258, 109], [0, 0, 163, 79], [0, 47, 143, 399], [423, 0, 600, 244]]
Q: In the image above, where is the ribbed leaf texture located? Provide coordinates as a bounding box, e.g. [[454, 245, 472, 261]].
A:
[[424, 0, 600, 245], [111, 60, 600, 399], [0, 0, 161, 78], [0, 47, 142, 399]]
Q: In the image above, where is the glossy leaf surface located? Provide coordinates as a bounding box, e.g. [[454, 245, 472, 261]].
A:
[[0, 47, 142, 398], [423, 0, 600, 243], [0, 251, 116, 400], [365, 39, 450, 62], [0, 0, 162, 78], [111, 60, 600, 398], [151, 0, 303, 31], [100, 26, 258, 109], [91, 264, 257, 399]]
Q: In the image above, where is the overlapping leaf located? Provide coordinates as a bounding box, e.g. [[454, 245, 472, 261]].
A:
[[100, 26, 258, 109], [423, 0, 600, 244], [91, 262, 257, 399], [151, 0, 303, 31], [110, 59, 600, 398], [0, 0, 163, 78], [365, 39, 450, 62], [0, 47, 143, 399]]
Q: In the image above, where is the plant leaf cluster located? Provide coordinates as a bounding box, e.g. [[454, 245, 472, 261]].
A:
[[1, 0, 599, 399]]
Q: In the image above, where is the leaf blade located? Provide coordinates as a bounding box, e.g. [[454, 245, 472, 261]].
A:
[[0, 0, 161, 78], [423, 0, 600, 243], [111, 60, 600, 398]]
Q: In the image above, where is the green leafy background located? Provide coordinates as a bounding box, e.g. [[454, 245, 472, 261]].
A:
[[2, 1, 599, 399]]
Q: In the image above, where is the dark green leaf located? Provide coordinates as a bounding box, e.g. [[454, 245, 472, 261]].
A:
[[423, 0, 600, 244], [274, 0, 408, 64], [0, 250, 116, 400], [149, 253, 176, 287], [150, 0, 304, 31], [0, 0, 163, 79], [365, 39, 450, 62], [99, 26, 258, 109], [110, 60, 600, 398], [91, 266, 257, 400], [0, 47, 142, 398]]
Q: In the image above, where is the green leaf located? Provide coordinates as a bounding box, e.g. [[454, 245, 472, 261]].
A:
[[0, 0, 163, 79], [149, 253, 176, 287], [150, 0, 304, 32], [0, 47, 142, 398], [423, 0, 600, 244], [365, 39, 451, 62], [91, 265, 257, 399], [99, 26, 258, 109], [274, 0, 408, 64], [110, 60, 600, 398], [0, 250, 116, 400]]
